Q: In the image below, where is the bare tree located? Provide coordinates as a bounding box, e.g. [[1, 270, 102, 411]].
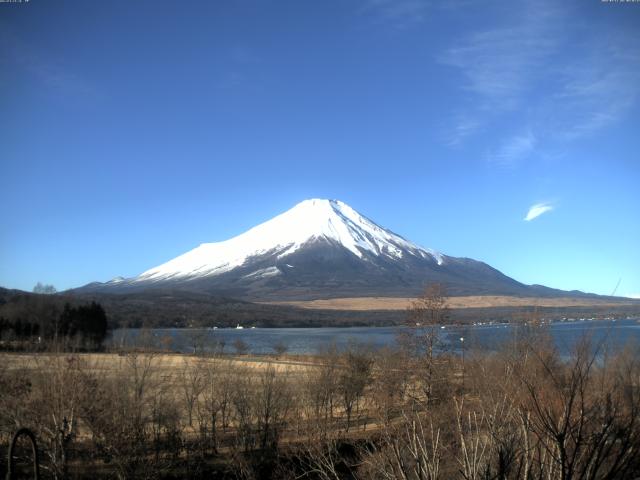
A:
[[516, 337, 640, 480], [185, 329, 208, 355], [454, 398, 490, 480], [195, 358, 226, 453], [338, 345, 373, 432], [254, 365, 293, 450], [297, 434, 352, 480], [33, 282, 57, 294], [273, 340, 288, 358], [179, 358, 205, 427], [25, 354, 93, 479], [231, 366, 256, 453], [303, 348, 340, 438], [371, 346, 410, 427], [404, 283, 449, 405], [362, 408, 442, 480], [82, 352, 179, 479], [234, 338, 250, 356]]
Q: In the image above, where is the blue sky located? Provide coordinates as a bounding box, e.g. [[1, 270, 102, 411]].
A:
[[1, 0, 639, 297]]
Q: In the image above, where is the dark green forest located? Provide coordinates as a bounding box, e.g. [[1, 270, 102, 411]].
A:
[[0, 290, 108, 349]]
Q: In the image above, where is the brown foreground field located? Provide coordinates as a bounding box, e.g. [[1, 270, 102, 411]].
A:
[[0, 352, 316, 375], [2, 326, 640, 479], [265, 295, 640, 311]]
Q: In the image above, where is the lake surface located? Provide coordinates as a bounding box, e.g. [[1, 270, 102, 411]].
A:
[[109, 318, 640, 356]]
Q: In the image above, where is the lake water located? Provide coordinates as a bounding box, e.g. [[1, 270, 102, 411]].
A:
[[109, 318, 640, 356]]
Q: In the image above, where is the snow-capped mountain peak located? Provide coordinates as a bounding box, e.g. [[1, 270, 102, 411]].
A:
[[77, 198, 552, 300], [135, 199, 442, 283]]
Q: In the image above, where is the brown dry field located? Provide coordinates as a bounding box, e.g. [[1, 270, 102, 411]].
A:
[[262, 295, 639, 311], [0, 352, 335, 445], [0, 352, 319, 376]]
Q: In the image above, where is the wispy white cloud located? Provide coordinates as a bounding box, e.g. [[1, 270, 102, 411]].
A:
[[552, 46, 640, 140], [439, 1, 640, 159], [441, 4, 559, 112], [438, 2, 559, 159], [359, 0, 430, 28], [524, 203, 554, 221], [444, 115, 481, 147], [626, 293, 640, 300], [488, 131, 536, 166]]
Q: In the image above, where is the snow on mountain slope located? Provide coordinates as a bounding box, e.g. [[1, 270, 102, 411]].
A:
[[75, 199, 605, 301], [135, 199, 443, 283]]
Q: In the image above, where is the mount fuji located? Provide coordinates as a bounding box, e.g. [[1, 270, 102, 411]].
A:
[[78, 199, 580, 300]]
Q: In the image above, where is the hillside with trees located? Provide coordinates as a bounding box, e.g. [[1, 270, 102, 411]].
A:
[[0, 288, 108, 350]]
